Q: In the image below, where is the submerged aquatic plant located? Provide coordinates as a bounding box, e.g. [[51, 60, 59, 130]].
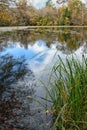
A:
[[46, 55, 87, 130]]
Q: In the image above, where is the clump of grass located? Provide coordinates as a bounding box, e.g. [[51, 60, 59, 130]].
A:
[[46, 55, 87, 130]]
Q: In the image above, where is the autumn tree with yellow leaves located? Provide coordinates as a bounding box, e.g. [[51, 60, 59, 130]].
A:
[[0, 0, 87, 26]]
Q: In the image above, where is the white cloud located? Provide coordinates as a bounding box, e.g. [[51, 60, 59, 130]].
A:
[[82, 0, 87, 3], [28, 0, 87, 9], [28, 40, 48, 52], [28, 0, 48, 8]]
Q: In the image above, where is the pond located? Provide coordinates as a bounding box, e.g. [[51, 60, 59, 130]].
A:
[[0, 27, 87, 130]]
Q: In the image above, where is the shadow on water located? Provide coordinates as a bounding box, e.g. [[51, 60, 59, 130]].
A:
[[0, 54, 28, 94], [0, 54, 36, 130], [0, 54, 52, 130]]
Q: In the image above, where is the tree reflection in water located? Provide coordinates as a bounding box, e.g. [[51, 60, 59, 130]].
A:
[[0, 54, 27, 94], [0, 54, 35, 130]]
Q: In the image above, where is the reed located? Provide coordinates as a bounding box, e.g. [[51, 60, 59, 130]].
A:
[[46, 55, 87, 130]]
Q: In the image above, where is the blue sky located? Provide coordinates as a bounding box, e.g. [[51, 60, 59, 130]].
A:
[[33, 0, 48, 8], [29, 0, 57, 9], [29, 0, 86, 9]]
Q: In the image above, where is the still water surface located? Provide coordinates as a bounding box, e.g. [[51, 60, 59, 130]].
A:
[[0, 28, 87, 130]]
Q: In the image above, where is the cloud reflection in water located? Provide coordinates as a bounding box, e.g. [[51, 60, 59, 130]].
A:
[[1, 39, 87, 76]]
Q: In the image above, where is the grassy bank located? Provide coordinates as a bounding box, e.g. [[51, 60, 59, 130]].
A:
[[46, 55, 87, 130]]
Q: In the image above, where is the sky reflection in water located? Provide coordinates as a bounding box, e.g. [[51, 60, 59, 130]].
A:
[[1, 38, 87, 75], [1, 40, 55, 73]]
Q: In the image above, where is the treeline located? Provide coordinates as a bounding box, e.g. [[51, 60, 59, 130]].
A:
[[0, 0, 87, 26]]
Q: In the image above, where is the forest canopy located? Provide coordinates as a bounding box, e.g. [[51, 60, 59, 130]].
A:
[[0, 0, 87, 26]]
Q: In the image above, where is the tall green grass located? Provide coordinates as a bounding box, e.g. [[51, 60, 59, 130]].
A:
[[46, 55, 87, 130]]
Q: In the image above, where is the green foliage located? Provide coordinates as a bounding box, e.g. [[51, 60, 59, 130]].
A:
[[46, 55, 87, 130]]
